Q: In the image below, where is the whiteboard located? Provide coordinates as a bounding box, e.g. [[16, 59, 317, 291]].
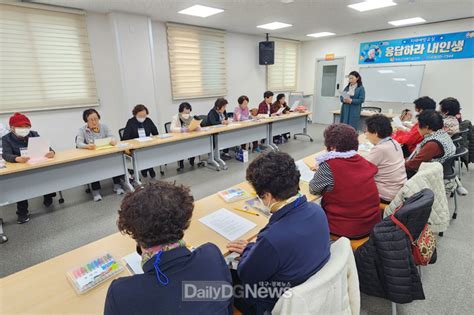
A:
[[360, 65, 425, 103]]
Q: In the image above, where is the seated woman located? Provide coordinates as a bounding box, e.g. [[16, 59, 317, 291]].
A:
[[227, 152, 330, 315], [104, 181, 232, 314], [309, 123, 380, 239], [76, 108, 124, 201], [234, 95, 251, 151], [2, 113, 56, 224], [122, 104, 159, 179], [364, 114, 407, 204], [439, 97, 461, 136], [271, 93, 291, 143], [393, 96, 436, 157], [170, 102, 198, 171], [270, 93, 290, 116], [204, 98, 231, 160], [405, 110, 456, 179], [233, 95, 250, 122], [398, 108, 414, 130]]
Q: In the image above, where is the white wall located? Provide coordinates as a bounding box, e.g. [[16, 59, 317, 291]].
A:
[[151, 21, 266, 130], [109, 12, 158, 123], [299, 18, 474, 121], [0, 12, 267, 150]]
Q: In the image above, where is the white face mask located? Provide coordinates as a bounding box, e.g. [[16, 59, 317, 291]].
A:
[[15, 127, 30, 137], [136, 117, 146, 123], [258, 196, 275, 214], [181, 114, 190, 119]]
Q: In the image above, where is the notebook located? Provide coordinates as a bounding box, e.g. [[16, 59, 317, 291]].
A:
[[199, 208, 257, 241], [188, 119, 202, 132], [136, 137, 153, 142], [94, 137, 112, 147], [123, 245, 196, 275], [123, 252, 144, 275], [290, 100, 300, 111], [295, 159, 315, 183], [27, 137, 50, 162], [358, 142, 374, 152], [275, 106, 286, 115]]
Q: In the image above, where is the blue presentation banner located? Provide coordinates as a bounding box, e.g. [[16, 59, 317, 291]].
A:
[[359, 30, 474, 64]]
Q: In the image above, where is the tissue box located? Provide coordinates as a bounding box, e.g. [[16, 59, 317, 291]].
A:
[[235, 149, 249, 163]]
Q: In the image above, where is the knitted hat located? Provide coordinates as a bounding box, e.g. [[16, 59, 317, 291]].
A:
[[9, 112, 31, 128]]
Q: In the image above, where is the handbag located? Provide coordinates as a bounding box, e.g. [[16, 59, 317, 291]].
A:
[[390, 212, 436, 266]]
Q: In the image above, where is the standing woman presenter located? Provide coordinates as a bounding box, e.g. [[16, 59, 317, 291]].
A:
[[340, 71, 365, 130]]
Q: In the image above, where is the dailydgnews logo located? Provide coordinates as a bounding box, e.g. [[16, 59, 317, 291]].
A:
[[182, 281, 292, 301]]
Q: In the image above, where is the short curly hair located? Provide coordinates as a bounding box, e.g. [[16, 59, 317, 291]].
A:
[[414, 96, 436, 112], [132, 104, 149, 116], [365, 114, 393, 138], [246, 151, 300, 200], [439, 97, 460, 116], [82, 108, 100, 123], [324, 123, 359, 152], [117, 181, 194, 248], [418, 109, 444, 131]]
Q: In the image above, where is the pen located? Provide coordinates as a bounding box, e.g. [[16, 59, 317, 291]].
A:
[[234, 208, 259, 216]]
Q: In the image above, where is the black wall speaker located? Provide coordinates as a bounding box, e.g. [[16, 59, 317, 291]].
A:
[[259, 41, 274, 65]]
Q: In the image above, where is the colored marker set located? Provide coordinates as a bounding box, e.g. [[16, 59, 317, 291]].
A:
[[67, 253, 124, 294]]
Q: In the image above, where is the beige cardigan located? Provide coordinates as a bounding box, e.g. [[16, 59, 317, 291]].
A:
[[272, 237, 360, 315], [384, 162, 450, 233]]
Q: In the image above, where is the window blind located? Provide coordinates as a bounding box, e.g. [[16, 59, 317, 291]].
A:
[[166, 23, 226, 100], [267, 38, 299, 92], [0, 3, 99, 113]]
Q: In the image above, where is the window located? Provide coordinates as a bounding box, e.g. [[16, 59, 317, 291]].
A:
[[321, 65, 337, 97], [0, 3, 98, 114], [267, 38, 299, 92], [166, 23, 226, 100]]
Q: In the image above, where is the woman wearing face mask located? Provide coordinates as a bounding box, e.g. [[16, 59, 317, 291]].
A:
[[122, 104, 159, 178], [170, 102, 198, 171], [439, 97, 461, 136], [339, 71, 365, 130], [2, 113, 56, 224], [227, 152, 331, 315], [76, 108, 124, 202]]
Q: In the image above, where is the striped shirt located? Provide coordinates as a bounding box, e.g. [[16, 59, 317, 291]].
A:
[[309, 162, 334, 195]]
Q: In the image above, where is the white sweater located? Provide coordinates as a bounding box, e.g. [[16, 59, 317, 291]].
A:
[[272, 237, 360, 315], [384, 162, 449, 233]]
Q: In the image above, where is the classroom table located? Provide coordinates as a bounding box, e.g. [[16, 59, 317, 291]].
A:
[[269, 112, 313, 147], [331, 109, 397, 130], [0, 159, 320, 314], [0, 145, 133, 207], [125, 129, 220, 183], [214, 112, 312, 168], [0, 112, 312, 238], [127, 112, 311, 174], [211, 118, 273, 169]]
